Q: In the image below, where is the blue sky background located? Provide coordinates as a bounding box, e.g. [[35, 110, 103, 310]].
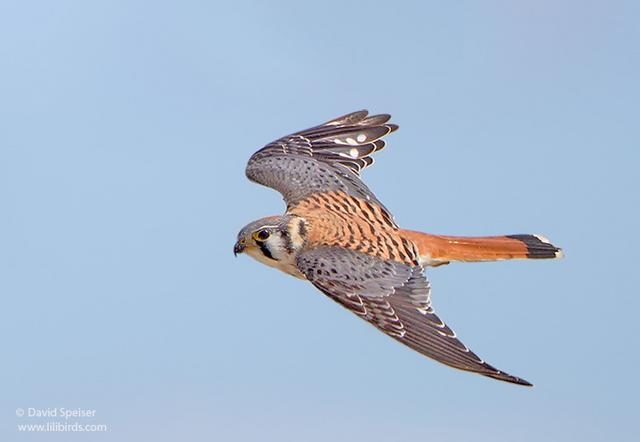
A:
[[1, 1, 639, 441]]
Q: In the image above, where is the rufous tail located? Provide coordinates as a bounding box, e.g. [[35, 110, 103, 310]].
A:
[[399, 230, 564, 267]]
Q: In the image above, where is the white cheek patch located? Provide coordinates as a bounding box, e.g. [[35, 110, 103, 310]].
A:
[[288, 218, 308, 251], [245, 237, 306, 279], [266, 235, 285, 258]]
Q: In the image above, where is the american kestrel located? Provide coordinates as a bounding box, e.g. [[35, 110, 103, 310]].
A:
[[234, 110, 562, 386]]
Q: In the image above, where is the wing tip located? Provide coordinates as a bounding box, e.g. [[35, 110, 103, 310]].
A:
[[325, 110, 369, 126], [488, 371, 533, 387], [481, 358, 533, 386], [325, 110, 399, 132]]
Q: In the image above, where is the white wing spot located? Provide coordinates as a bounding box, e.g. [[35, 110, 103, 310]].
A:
[[346, 137, 358, 146], [349, 148, 359, 158], [356, 133, 367, 142]]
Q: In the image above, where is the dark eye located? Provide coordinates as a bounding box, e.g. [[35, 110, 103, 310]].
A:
[[253, 229, 270, 241]]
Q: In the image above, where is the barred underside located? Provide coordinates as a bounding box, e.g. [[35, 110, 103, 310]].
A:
[[296, 247, 532, 386]]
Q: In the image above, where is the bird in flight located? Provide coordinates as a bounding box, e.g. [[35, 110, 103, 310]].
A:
[[234, 110, 562, 386]]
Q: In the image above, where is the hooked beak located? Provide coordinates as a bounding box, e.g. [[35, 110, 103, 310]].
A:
[[233, 240, 245, 257]]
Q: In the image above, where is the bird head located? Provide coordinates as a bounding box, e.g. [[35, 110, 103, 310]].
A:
[[234, 215, 308, 266], [234, 216, 281, 258]]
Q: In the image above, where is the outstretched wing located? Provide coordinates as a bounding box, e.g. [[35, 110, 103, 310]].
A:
[[296, 246, 532, 386], [245, 110, 397, 212]]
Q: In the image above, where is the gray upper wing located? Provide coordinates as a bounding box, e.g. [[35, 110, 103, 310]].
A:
[[245, 110, 397, 212], [296, 246, 532, 386]]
